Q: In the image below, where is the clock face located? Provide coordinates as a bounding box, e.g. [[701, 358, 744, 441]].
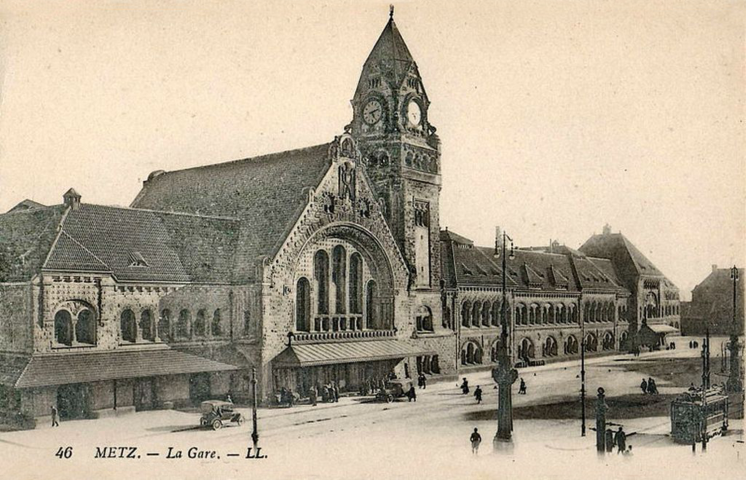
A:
[[407, 100, 422, 126], [363, 100, 383, 125]]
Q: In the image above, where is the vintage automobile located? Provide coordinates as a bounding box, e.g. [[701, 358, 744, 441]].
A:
[[374, 379, 408, 403], [199, 400, 244, 430]]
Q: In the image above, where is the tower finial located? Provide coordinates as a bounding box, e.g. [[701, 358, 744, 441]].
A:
[[390, 5, 394, 19]]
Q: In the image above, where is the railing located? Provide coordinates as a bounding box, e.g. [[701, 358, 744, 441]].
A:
[[293, 328, 395, 343]]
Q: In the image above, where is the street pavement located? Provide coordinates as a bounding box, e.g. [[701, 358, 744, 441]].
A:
[[0, 336, 742, 480]]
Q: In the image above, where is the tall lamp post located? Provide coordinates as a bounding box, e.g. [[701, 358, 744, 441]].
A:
[[727, 266, 742, 393], [493, 228, 518, 451], [250, 367, 259, 448], [580, 303, 586, 437]]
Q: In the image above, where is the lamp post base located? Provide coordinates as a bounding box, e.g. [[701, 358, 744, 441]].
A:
[[493, 434, 514, 453]]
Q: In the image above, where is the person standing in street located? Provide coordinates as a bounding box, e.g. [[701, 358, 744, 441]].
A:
[[518, 378, 527, 394], [470, 428, 482, 454], [460, 378, 469, 394], [333, 382, 340, 403], [51, 405, 59, 427], [474, 385, 483, 404], [614, 427, 627, 454], [640, 378, 648, 394], [309, 386, 317, 406], [605, 428, 615, 452], [407, 385, 417, 402]]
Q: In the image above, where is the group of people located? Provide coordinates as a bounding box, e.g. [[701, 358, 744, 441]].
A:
[[307, 383, 340, 406], [688, 340, 700, 349], [640, 377, 658, 395], [460, 376, 527, 404], [604, 426, 633, 455]]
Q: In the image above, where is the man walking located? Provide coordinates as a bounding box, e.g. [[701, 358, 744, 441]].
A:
[[470, 428, 482, 454], [51, 405, 59, 427], [474, 385, 483, 404]]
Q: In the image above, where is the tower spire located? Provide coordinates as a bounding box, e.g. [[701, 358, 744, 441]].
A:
[[390, 5, 394, 19]]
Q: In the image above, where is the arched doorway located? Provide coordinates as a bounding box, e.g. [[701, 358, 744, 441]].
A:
[[518, 337, 535, 361]]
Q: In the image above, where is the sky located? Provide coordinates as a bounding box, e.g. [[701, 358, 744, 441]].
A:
[[0, 0, 743, 299]]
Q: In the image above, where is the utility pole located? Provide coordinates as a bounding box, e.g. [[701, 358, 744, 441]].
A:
[[581, 299, 586, 437]]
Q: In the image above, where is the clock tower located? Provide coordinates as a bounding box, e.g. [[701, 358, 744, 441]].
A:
[[350, 11, 442, 293]]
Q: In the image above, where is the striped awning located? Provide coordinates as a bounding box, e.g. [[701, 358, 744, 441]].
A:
[[273, 340, 435, 368]]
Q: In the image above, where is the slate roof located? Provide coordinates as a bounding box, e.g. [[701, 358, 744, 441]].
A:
[[44, 204, 239, 283], [580, 232, 664, 277], [0, 205, 66, 282], [13, 349, 238, 388], [440, 230, 629, 294], [356, 17, 416, 94], [131, 144, 331, 282]]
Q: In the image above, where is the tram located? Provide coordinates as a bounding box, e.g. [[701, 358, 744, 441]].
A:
[[670, 386, 729, 444]]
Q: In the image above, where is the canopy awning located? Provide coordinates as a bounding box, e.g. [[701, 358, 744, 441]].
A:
[[645, 324, 679, 334], [13, 348, 239, 389], [273, 340, 435, 368]]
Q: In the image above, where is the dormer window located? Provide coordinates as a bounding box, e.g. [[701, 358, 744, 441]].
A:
[[129, 251, 148, 267]]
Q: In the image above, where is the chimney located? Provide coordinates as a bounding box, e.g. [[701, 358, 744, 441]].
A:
[[602, 224, 612, 235], [63, 188, 81, 210], [495, 226, 502, 256], [712, 264, 718, 272]]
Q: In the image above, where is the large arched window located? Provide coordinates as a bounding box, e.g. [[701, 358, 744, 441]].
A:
[[544, 336, 558, 357], [159, 309, 171, 342], [76, 309, 95, 345], [461, 341, 483, 365], [296, 277, 311, 332], [314, 250, 330, 315], [365, 279, 378, 329], [212, 309, 222, 336], [177, 309, 191, 339], [194, 309, 207, 337], [602, 331, 614, 350], [585, 333, 598, 352], [518, 337, 535, 360], [332, 246, 347, 314], [349, 253, 363, 314], [140, 309, 155, 342], [416, 306, 433, 333], [564, 335, 578, 355], [54, 310, 73, 346], [120, 309, 137, 343]]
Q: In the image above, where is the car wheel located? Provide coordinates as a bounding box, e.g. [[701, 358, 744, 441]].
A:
[[212, 419, 222, 431], [386, 394, 393, 403], [236, 416, 245, 426]]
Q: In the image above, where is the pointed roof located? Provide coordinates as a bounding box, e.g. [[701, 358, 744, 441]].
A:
[[356, 16, 416, 93]]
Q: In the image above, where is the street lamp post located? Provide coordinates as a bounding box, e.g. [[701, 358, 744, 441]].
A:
[[727, 266, 742, 393], [493, 228, 518, 451], [251, 367, 259, 448], [580, 314, 586, 437]]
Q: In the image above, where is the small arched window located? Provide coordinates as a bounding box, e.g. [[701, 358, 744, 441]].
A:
[[212, 309, 222, 336], [416, 306, 433, 332], [159, 309, 171, 342], [461, 301, 471, 327], [54, 310, 73, 346], [481, 301, 491, 327], [194, 309, 206, 337], [296, 278, 311, 332], [140, 309, 154, 342], [120, 309, 137, 343], [177, 309, 191, 339], [76, 309, 95, 345]]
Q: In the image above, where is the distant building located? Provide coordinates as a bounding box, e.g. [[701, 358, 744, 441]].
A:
[[681, 266, 744, 336]]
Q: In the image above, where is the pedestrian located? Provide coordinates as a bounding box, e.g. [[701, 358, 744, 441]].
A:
[[309, 386, 317, 406], [287, 388, 295, 407], [640, 378, 648, 394], [51, 405, 59, 427], [470, 427, 482, 454], [605, 428, 615, 453], [418, 372, 427, 389], [460, 378, 469, 395], [226, 394, 233, 404], [647, 378, 658, 395], [407, 385, 417, 402], [474, 385, 483, 404], [518, 378, 527, 395], [614, 427, 627, 454], [333, 382, 340, 403]]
